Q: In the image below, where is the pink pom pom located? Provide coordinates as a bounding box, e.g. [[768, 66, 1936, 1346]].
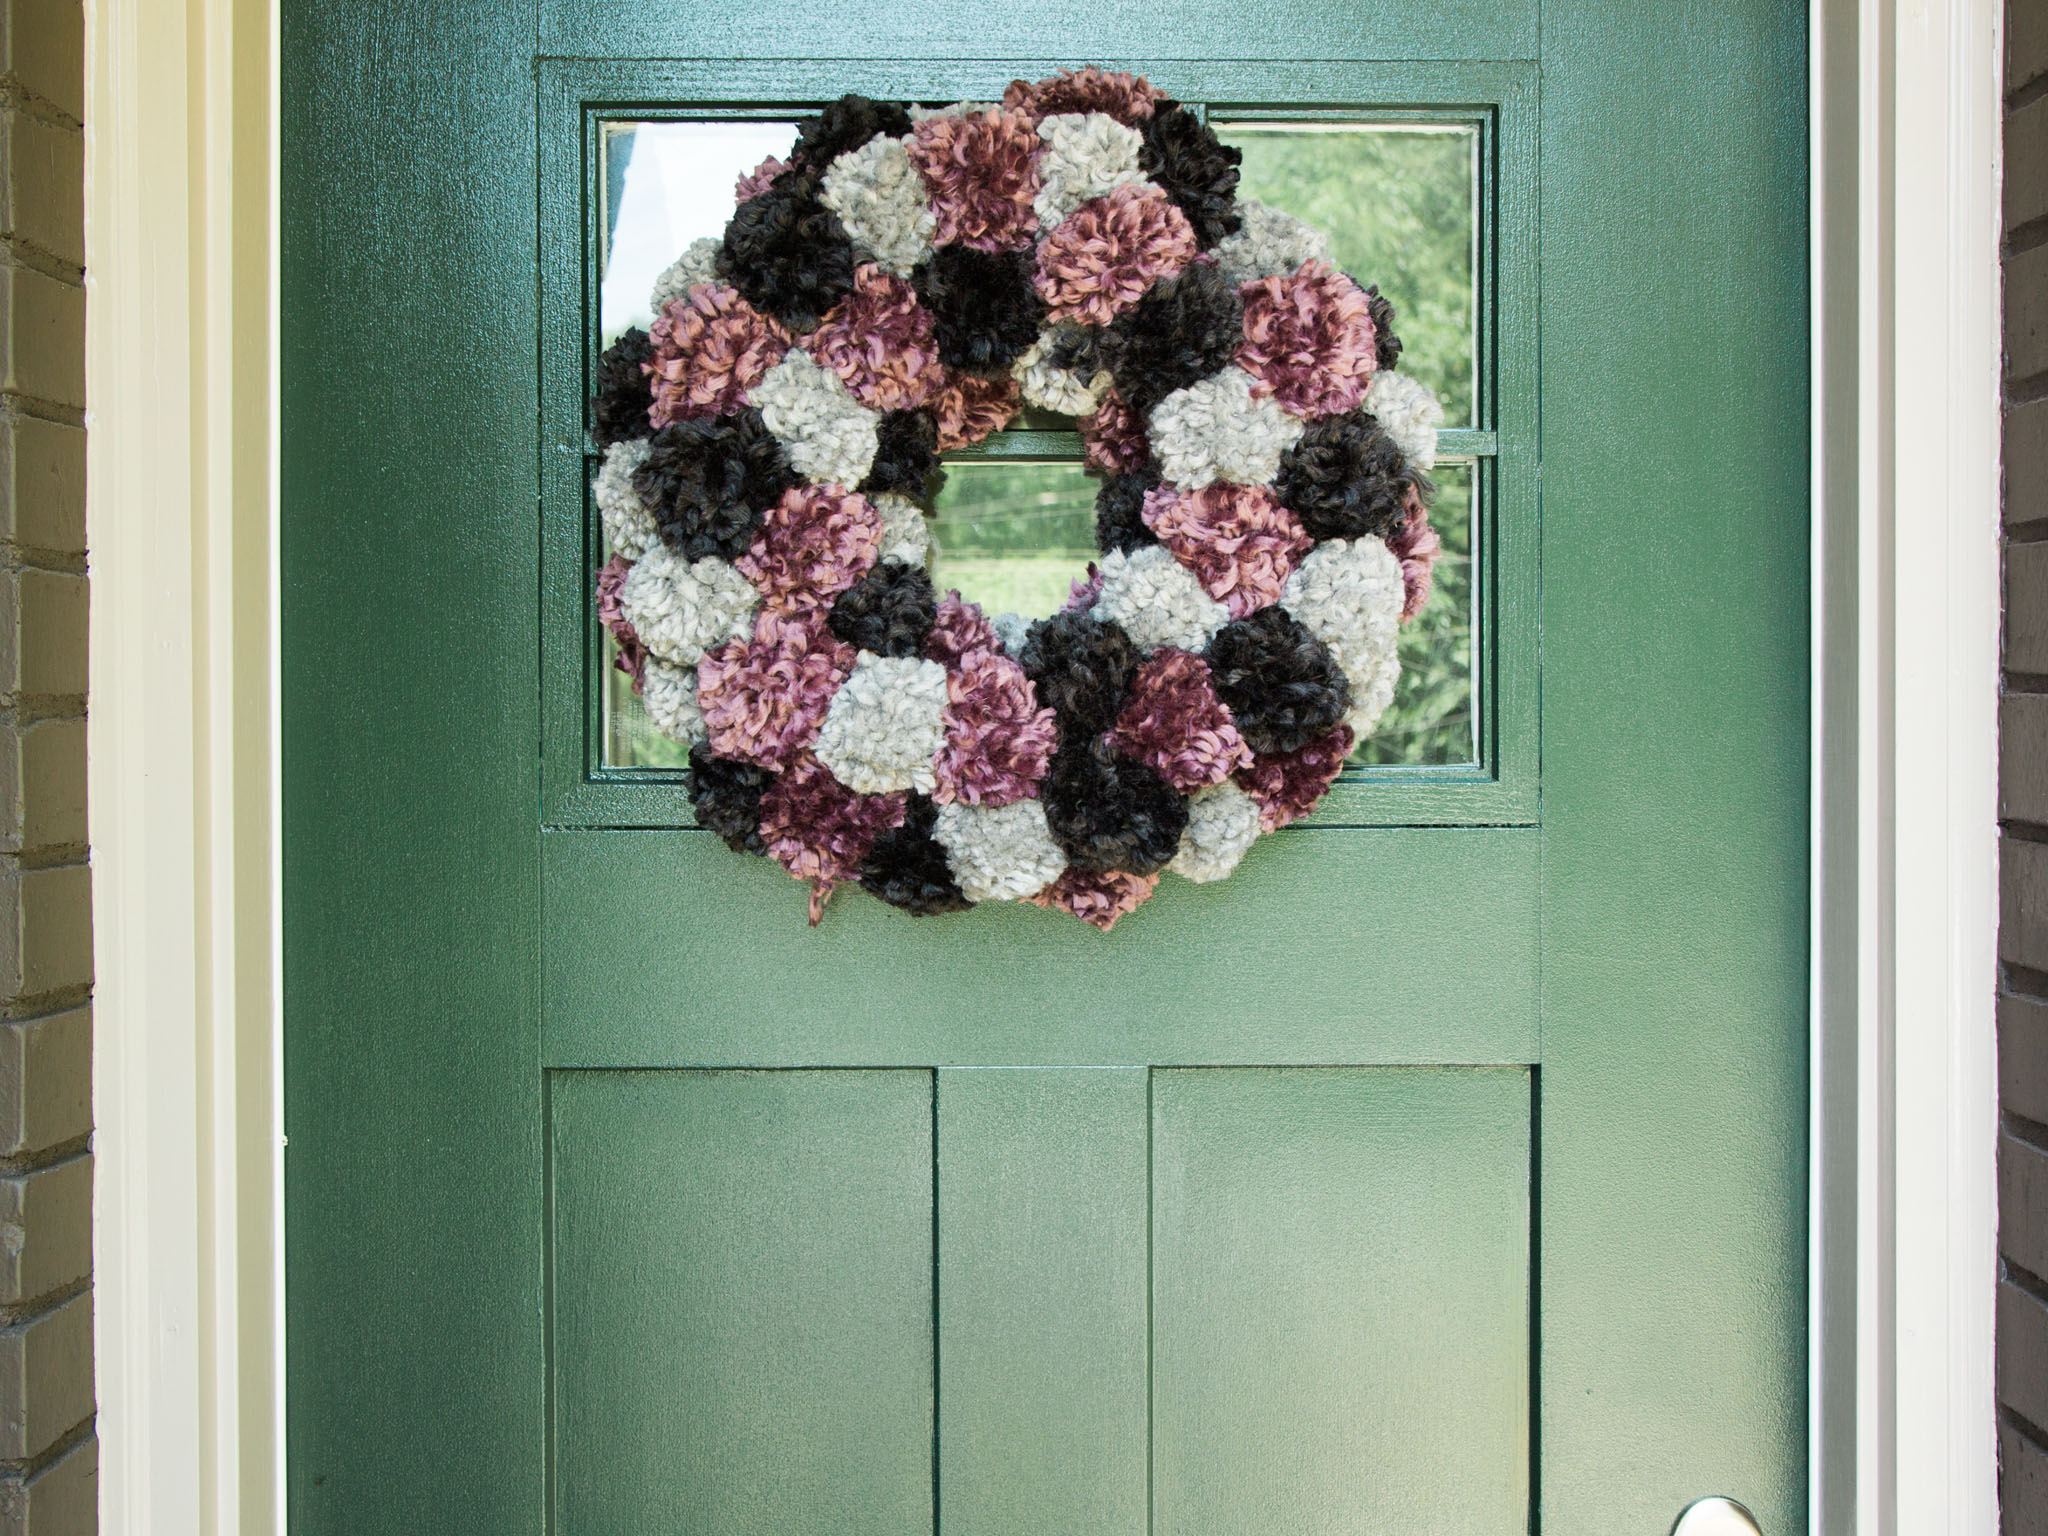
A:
[[931, 648, 1058, 807], [1236, 260, 1377, 420], [758, 752, 909, 923], [908, 110, 1042, 253], [1033, 184, 1197, 327], [736, 485, 884, 614], [808, 265, 945, 411], [1110, 648, 1253, 791], [594, 554, 648, 691], [697, 607, 856, 769], [643, 283, 791, 427], [929, 370, 1021, 451], [1387, 483, 1442, 623], [1002, 68, 1165, 127], [1140, 483, 1313, 618], [1078, 389, 1149, 475], [1234, 724, 1356, 831], [1026, 867, 1159, 930]]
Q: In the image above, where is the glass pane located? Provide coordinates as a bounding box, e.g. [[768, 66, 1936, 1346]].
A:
[[1212, 121, 1478, 427], [928, 463, 1098, 620], [1352, 462, 1475, 767], [599, 119, 800, 344]]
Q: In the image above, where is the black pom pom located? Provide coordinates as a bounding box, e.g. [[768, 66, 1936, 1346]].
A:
[[1363, 284, 1404, 374], [716, 174, 860, 331], [859, 408, 947, 506], [912, 244, 1047, 376], [828, 561, 938, 658], [633, 409, 797, 562], [1046, 324, 1108, 380], [791, 94, 914, 174], [1095, 469, 1162, 555], [1019, 610, 1141, 739], [1039, 736, 1189, 876], [1100, 263, 1243, 417], [590, 328, 654, 448], [1205, 607, 1352, 756], [1273, 412, 1412, 542], [860, 793, 974, 915], [1139, 105, 1243, 249], [687, 743, 774, 855]]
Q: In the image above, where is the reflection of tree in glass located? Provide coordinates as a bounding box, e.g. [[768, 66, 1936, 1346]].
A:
[[1218, 126, 1475, 425]]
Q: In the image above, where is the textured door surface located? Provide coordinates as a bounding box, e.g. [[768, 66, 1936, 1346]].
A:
[[282, 4, 1808, 1533]]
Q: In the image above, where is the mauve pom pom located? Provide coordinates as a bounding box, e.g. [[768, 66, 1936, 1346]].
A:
[[1110, 648, 1252, 791], [736, 484, 885, 614], [1141, 482, 1312, 619], [698, 607, 857, 768], [1003, 68, 1164, 127], [1387, 482, 1442, 623], [644, 284, 791, 427], [1033, 183, 1198, 327], [932, 648, 1058, 807], [1079, 389, 1152, 475], [595, 554, 650, 690], [1025, 866, 1160, 930], [759, 752, 909, 921], [1234, 723, 1356, 831], [928, 369, 1022, 451], [808, 264, 944, 411], [908, 109, 1043, 253], [1236, 259, 1378, 419]]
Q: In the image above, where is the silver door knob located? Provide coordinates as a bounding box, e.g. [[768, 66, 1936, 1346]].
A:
[[1671, 1497, 1762, 1536]]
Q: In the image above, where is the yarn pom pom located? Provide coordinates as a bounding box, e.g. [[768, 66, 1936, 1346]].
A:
[[1039, 735, 1189, 875], [1110, 648, 1253, 791], [1387, 483, 1443, 623], [1235, 259, 1378, 419], [734, 155, 791, 202], [1033, 183, 1198, 326], [791, 94, 915, 175], [633, 410, 798, 563], [759, 752, 909, 922], [595, 554, 649, 689], [908, 109, 1043, 253], [828, 560, 938, 658], [1140, 481, 1312, 618], [923, 593, 1005, 669], [697, 607, 857, 768], [933, 647, 1058, 806], [928, 369, 1022, 450], [1100, 261, 1244, 416], [686, 742, 775, 854], [859, 408, 946, 506], [808, 264, 943, 411], [1138, 104, 1242, 249], [736, 483, 884, 614], [913, 245, 1048, 376], [1272, 410, 1414, 542], [1205, 606, 1352, 755], [1019, 609, 1141, 739], [1003, 68, 1164, 127], [1095, 469, 1162, 555], [644, 284, 792, 427], [716, 174, 861, 331], [1079, 389, 1153, 475], [1364, 284, 1404, 373], [860, 793, 975, 915], [1234, 723, 1356, 831], [590, 327, 655, 447], [1025, 866, 1160, 930]]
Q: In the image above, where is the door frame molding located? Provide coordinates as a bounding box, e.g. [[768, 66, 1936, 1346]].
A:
[[82, 0, 2001, 1530]]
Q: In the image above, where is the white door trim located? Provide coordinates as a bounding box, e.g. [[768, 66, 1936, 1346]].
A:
[[82, 1, 2003, 1530]]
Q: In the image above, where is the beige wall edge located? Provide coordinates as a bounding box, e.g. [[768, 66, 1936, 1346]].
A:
[[84, 0, 280, 1528]]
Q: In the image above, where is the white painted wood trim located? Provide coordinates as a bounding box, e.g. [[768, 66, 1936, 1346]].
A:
[[83, 0, 282, 1529], [78, 0, 2003, 1530], [1811, 0, 2004, 1531]]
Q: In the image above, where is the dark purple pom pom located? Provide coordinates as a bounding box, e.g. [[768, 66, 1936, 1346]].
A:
[[1138, 105, 1242, 250], [716, 173, 861, 331], [791, 95, 915, 175], [827, 561, 938, 659], [591, 327, 654, 448], [687, 743, 775, 854], [1039, 735, 1189, 875], [1100, 262, 1243, 417], [1273, 411, 1413, 542], [1363, 283, 1404, 374], [912, 244, 1047, 376], [1095, 469, 1163, 555], [860, 793, 974, 914], [1205, 607, 1352, 755], [1019, 610, 1141, 739], [859, 408, 947, 506], [633, 409, 798, 562]]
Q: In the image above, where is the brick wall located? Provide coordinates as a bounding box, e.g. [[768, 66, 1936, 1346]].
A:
[[2008, 4, 2048, 1533], [0, 0, 90, 1530]]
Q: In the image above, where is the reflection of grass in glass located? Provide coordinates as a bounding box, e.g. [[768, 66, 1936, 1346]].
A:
[[929, 461, 1098, 620], [1353, 465, 1474, 766], [930, 556, 1092, 620], [1217, 124, 1475, 425]]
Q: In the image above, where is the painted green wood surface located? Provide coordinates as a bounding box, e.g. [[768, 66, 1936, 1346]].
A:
[[550, 1070, 935, 1535], [1151, 1068, 1530, 1535], [283, 5, 1810, 1534], [937, 1070, 1149, 1536]]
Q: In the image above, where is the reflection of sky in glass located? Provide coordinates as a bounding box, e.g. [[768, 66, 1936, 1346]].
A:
[[599, 121, 798, 343]]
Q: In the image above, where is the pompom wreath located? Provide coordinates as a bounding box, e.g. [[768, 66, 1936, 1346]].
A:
[[587, 70, 1447, 929]]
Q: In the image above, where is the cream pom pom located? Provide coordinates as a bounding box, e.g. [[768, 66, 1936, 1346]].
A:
[[1363, 370, 1444, 472], [813, 652, 950, 794], [1214, 201, 1333, 285], [987, 611, 1031, 657], [1013, 328, 1113, 415], [870, 491, 936, 570], [594, 438, 658, 559], [749, 348, 881, 488], [934, 798, 1068, 901], [819, 134, 938, 278], [649, 237, 722, 315], [618, 545, 760, 669], [1092, 545, 1230, 654], [1148, 368, 1304, 489], [638, 657, 707, 748], [1280, 535, 1404, 736], [1032, 112, 1146, 228], [1168, 780, 1263, 882]]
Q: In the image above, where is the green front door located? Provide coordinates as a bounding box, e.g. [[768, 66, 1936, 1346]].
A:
[[283, 6, 1808, 1535]]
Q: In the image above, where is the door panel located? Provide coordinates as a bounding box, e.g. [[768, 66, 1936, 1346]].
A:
[[550, 1069, 936, 1536], [1151, 1068, 1530, 1536]]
